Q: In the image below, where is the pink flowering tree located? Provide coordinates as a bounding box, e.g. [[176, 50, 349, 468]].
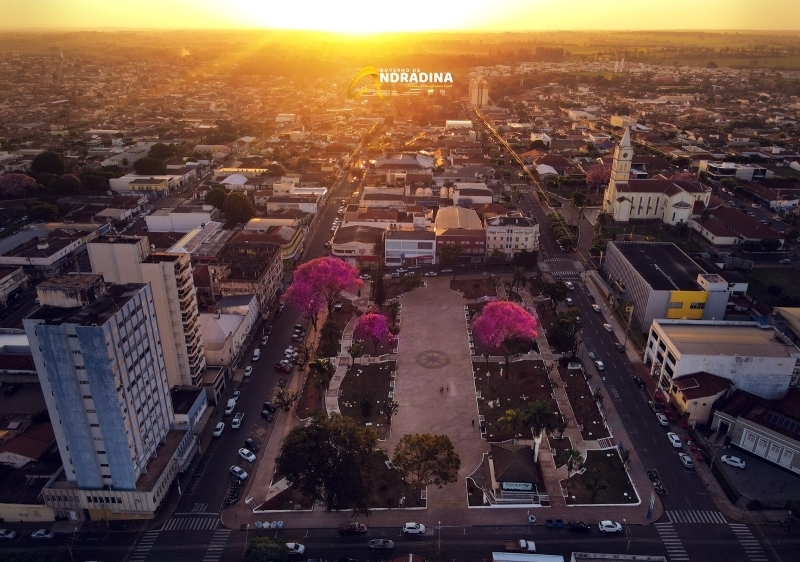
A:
[[0, 173, 35, 198], [585, 163, 611, 193], [285, 257, 362, 317], [471, 301, 538, 376], [283, 280, 325, 332], [355, 313, 391, 354]]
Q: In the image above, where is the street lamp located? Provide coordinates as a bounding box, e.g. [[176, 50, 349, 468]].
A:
[[438, 520, 441, 554]]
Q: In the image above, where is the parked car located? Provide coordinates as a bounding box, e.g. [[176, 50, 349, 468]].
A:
[[598, 521, 622, 533], [3, 384, 19, 397], [338, 522, 368, 535], [424, 271, 437, 276], [779, 259, 793, 265], [244, 366, 253, 377], [213, 422, 225, 437], [648, 400, 661, 413], [565, 297, 573, 306], [261, 410, 274, 422], [632, 376, 645, 389], [245, 438, 260, 452], [614, 342, 625, 353], [238, 448, 256, 463], [441, 268, 452, 273], [721, 455, 746, 469], [262, 402, 277, 413], [667, 432, 682, 448], [679, 453, 694, 469], [286, 543, 305, 555], [360, 273, 371, 280], [564, 281, 574, 290], [369, 539, 395, 550], [656, 413, 669, 427], [291, 334, 305, 343], [0, 529, 18, 540], [402, 522, 426, 535], [275, 360, 293, 373], [603, 323, 613, 332], [594, 360, 605, 371], [568, 521, 591, 533], [587, 351, 596, 360], [31, 529, 55, 540], [591, 304, 601, 312], [230, 465, 248, 480], [260, 336, 268, 346]]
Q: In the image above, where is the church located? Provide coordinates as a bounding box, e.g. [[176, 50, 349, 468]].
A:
[[602, 128, 711, 225]]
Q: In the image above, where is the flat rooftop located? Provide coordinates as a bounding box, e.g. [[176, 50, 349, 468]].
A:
[[612, 242, 706, 291], [655, 320, 798, 359], [28, 283, 147, 328], [170, 387, 203, 415]]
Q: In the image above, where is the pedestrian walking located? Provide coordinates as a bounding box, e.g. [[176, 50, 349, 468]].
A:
[[472, 419, 475, 427], [440, 386, 444, 393]]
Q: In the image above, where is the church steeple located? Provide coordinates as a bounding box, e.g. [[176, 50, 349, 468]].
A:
[[611, 127, 632, 183]]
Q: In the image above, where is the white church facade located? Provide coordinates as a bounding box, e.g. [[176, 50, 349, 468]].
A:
[[602, 129, 711, 225]]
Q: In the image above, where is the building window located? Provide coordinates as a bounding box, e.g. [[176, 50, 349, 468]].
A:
[[668, 302, 683, 309], [690, 302, 705, 309]]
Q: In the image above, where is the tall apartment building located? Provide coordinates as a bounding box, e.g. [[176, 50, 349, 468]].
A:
[[469, 77, 489, 108], [87, 236, 205, 387], [24, 276, 174, 490]]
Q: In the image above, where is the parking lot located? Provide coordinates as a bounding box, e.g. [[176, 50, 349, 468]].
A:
[[716, 446, 800, 506]]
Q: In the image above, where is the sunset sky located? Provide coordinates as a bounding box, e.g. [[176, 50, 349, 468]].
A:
[[2, 0, 800, 32]]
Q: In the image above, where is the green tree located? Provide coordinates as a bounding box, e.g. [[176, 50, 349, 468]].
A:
[[761, 238, 781, 252], [277, 413, 377, 514], [347, 341, 362, 365], [373, 268, 387, 308], [387, 301, 401, 327], [570, 191, 587, 208], [511, 267, 527, 292], [392, 433, 461, 500], [148, 142, 176, 160], [244, 537, 289, 562], [438, 244, 463, 279], [565, 449, 584, 479], [553, 416, 568, 439], [586, 467, 609, 502], [512, 249, 538, 269], [133, 157, 167, 175], [204, 187, 227, 209], [487, 248, 506, 267], [524, 400, 558, 461], [273, 377, 298, 411], [497, 408, 526, 437], [28, 202, 59, 222], [542, 281, 569, 308], [377, 397, 399, 425], [31, 151, 65, 175], [223, 192, 255, 224], [266, 163, 286, 176], [309, 358, 335, 393]]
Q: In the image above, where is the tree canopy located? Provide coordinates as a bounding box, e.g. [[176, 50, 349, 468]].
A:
[[391, 433, 460, 496], [354, 313, 391, 353], [31, 151, 65, 175], [223, 192, 255, 224], [276, 413, 377, 514], [472, 301, 538, 373], [284, 257, 361, 316], [133, 157, 167, 175], [148, 142, 180, 160], [204, 187, 228, 209]]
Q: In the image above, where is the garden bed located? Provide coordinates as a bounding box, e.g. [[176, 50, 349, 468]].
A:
[[317, 300, 356, 358], [467, 478, 487, 507], [451, 278, 496, 299], [372, 274, 424, 302], [473, 360, 557, 441], [259, 486, 314, 511], [466, 302, 488, 321], [561, 366, 610, 441], [338, 361, 396, 440], [549, 435, 574, 469], [561, 449, 638, 505], [295, 369, 324, 419]]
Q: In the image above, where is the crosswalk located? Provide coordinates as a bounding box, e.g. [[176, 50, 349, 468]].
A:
[[729, 523, 769, 562], [542, 259, 579, 278], [191, 502, 209, 512], [666, 510, 727, 524], [655, 522, 689, 561], [202, 528, 231, 562], [129, 530, 160, 562], [162, 514, 220, 531]]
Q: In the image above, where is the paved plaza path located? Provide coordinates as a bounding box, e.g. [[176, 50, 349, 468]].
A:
[[383, 277, 489, 511]]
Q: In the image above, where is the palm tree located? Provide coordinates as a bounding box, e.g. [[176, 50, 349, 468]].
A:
[[488, 274, 501, 295], [309, 358, 334, 392], [347, 341, 362, 366], [523, 400, 558, 462], [565, 449, 584, 479], [387, 301, 400, 328], [497, 408, 525, 438], [512, 267, 527, 292]]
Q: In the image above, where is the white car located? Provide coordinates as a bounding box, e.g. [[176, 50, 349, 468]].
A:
[[721, 455, 746, 469], [0, 529, 17, 540], [667, 432, 682, 448], [286, 542, 305, 555], [594, 360, 605, 371], [424, 271, 437, 277], [679, 453, 694, 469], [238, 448, 256, 463], [402, 522, 426, 535], [656, 413, 669, 427], [213, 422, 225, 437], [598, 520, 622, 533], [31, 528, 55, 539], [603, 323, 613, 332], [230, 465, 248, 480], [244, 366, 253, 378], [592, 304, 601, 313]]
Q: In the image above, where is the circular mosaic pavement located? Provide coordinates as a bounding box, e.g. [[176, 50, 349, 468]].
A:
[[415, 350, 451, 369]]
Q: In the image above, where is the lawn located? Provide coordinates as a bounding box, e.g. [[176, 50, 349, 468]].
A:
[[295, 372, 325, 419], [561, 366, 610, 441], [561, 449, 638, 505], [536, 304, 574, 354], [372, 274, 424, 302], [261, 450, 419, 511], [317, 300, 356, 358], [549, 435, 574, 469], [338, 361, 396, 440], [451, 278, 497, 299], [745, 267, 800, 307], [473, 360, 557, 441]]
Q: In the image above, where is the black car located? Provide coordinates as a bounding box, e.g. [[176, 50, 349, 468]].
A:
[[614, 342, 625, 353], [263, 402, 277, 413], [3, 384, 19, 397], [569, 520, 592, 532], [244, 438, 260, 452], [632, 376, 645, 389], [260, 410, 274, 422]]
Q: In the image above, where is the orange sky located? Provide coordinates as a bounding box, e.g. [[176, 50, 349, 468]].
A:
[[2, 0, 800, 32]]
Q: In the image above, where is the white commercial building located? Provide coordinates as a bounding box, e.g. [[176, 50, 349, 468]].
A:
[[145, 205, 221, 233], [485, 216, 539, 260], [644, 319, 799, 401]]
